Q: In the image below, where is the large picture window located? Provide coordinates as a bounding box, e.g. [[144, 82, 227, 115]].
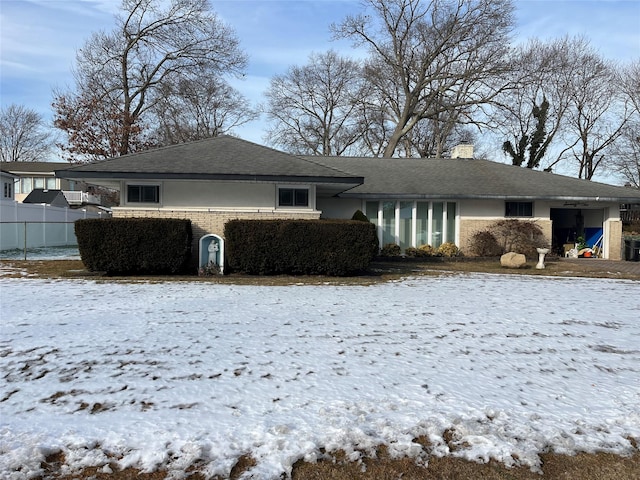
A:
[[278, 187, 309, 207], [127, 184, 160, 203], [367, 200, 457, 250], [505, 201, 533, 217]]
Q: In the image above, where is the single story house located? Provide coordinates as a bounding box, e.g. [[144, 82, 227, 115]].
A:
[[0, 162, 102, 206], [56, 136, 640, 260], [1, 170, 18, 202]]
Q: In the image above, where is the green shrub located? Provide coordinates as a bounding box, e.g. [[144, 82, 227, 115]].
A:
[[437, 242, 461, 257], [469, 230, 502, 256], [224, 219, 378, 276], [351, 209, 370, 222], [75, 218, 192, 275], [380, 243, 401, 257]]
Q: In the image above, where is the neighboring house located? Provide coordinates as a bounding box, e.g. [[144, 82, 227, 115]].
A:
[[56, 136, 640, 261], [1, 170, 18, 202], [23, 189, 70, 208], [0, 162, 102, 206]]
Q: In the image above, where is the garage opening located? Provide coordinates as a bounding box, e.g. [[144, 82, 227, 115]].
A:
[[550, 208, 605, 257]]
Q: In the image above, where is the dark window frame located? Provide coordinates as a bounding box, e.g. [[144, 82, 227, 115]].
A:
[[278, 187, 309, 208], [505, 201, 533, 217], [127, 184, 160, 204]]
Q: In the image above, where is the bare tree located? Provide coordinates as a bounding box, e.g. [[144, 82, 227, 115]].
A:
[[492, 37, 591, 171], [333, 0, 514, 158], [0, 104, 52, 162], [265, 50, 370, 156], [565, 54, 630, 180], [611, 60, 640, 187], [149, 74, 258, 146], [53, 0, 247, 162]]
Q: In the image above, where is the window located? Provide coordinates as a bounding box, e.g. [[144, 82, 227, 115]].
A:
[[367, 200, 458, 250], [3, 182, 12, 198], [46, 177, 57, 189], [278, 187, 309, 207], [21, 177, 32, 194], [505, 201, 533, 217], [127, 184, 159, 203]]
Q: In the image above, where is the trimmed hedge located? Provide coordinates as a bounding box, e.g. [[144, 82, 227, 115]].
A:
[[224, 219, 378, 276], [75, 218, 192, 275]]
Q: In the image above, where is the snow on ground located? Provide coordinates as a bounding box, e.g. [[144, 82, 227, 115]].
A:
[[0, 272, 639, 479], [0, 246, 80, 261]]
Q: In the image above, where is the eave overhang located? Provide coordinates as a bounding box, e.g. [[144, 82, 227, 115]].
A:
[[337, 192, 640, 203], [55, 170, 364, 185]]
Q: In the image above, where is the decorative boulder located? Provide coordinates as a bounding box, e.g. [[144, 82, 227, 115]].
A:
[[500, 252, 527, 269]]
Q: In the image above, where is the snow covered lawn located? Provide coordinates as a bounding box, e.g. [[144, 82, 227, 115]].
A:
[[1, 272, 639, 479]]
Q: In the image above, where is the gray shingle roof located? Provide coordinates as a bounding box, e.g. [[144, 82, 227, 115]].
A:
[[56, 136, 362, 185], [307, 156, 640, 202], [23, 189, 69, 207], [0, 162, 70, 174]]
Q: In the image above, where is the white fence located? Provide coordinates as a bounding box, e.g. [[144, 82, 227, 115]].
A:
[[0, 201, 107, 251]]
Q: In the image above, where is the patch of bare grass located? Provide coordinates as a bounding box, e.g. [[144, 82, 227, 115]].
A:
[[32, 449, 640, 480]]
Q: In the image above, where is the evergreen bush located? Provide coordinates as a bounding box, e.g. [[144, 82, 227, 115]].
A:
[[75, 218, 192, 275], [224, 219, 378, 276]]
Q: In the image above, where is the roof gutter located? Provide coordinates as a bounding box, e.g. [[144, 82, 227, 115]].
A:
[[55, 170, 364, 185], [338, 193, 640, 203]]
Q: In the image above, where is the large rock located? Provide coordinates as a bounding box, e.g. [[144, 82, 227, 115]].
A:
[[500, 252, 527, 269]]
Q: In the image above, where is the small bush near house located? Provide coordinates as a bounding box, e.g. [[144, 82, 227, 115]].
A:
[[469, 230, 502, 257], [75, 218, 192, 275], [437, 242, 461, 257], [380, 243, 401, 257], [224, 219, 378, 276], [405, 245, 436, 258], [470, 219, 546, 259], [418, 244, 437, 256]]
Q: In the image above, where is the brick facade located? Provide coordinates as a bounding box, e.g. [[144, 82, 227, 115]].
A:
[[459, 218, 553, 255], [113, 208, 320, 268], [607, 220, 623, 261]]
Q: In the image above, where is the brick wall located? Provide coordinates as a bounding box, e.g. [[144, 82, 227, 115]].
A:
[[459, 218, 552, 255], [607, 220, 622, 260], [113, 208, 321, 270]]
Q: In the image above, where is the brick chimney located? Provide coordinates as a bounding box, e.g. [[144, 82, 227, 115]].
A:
[[451, 144, 474, 159]]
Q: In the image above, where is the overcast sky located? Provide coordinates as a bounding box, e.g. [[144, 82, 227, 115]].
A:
[[1, 0, 639, 153]]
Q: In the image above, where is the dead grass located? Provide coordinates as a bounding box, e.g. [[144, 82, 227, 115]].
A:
[[2, 256, 638, 283], [32, 447, 640, 480]]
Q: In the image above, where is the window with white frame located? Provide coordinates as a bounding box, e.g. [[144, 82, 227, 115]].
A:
[[127, 184, 160, 204], [365, 200, 458, 250], [278, 187, 309, 208]]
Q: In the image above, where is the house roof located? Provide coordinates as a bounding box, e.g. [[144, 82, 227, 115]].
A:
[[23, 189, 69, 207], [0, 162, 70, 175], [308, 156, 640, 203], [52, 136, 640, 203], [55, 136, 363, 187]]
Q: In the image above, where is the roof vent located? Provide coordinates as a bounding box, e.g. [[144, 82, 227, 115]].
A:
[[451, 144, 474, 159]]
